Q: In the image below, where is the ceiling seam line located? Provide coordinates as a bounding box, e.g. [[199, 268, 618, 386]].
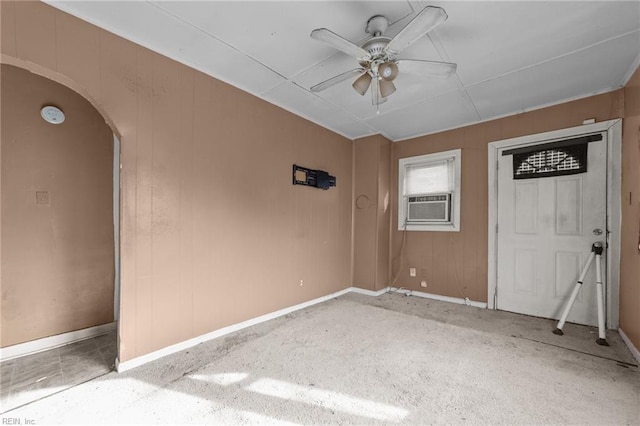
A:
[[290, 81, 379, 132], [264, 80, 377, 138], [281, 51, 351, 91], [148, 1, 288, 80], [358, 86, 465, 119], [425, 31, 479, 119], [465, 29, 640, 89], [462, 89, 482, 121], [392, 86, 623, 143]]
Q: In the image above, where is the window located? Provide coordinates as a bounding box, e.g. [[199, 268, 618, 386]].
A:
[[398, 149, 461, 231]]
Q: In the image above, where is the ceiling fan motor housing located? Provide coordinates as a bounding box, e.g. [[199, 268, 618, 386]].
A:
[[363, 15, 393, 59], [365, 15, 389, 37], [362, 36, 392, 59]]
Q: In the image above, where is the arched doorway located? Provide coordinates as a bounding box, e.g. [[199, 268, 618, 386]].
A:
[[1, 63, 120, 411]]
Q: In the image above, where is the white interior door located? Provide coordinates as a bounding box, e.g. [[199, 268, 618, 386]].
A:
[[496, 135, 607, 326]]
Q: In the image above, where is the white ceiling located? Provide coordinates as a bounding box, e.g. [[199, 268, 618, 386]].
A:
[[46, 1, 640, 141]]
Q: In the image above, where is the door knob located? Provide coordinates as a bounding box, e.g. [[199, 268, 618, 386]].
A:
[[593, 228, 603, 235]]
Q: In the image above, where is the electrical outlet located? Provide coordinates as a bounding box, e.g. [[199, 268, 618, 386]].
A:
[[299, 280, 304, 287], [36, 191, 49, 205], [420, 281, 427, 288], [409, 268, 416, 277]]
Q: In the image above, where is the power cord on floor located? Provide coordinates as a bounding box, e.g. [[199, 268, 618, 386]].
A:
[[388, 220, 408, 295], [449, 236, 468, 302], [387, 219, 471, 304]]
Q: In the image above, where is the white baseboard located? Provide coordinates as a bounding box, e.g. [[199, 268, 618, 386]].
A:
[[350, 286, 391, 297], [618, 328, 640, 364], [116, 288, 352, 372], [0, 322, 117, 361], [389, 287, 488, 309], [117, 285, 487, 372], [3, 285, 489, 369]]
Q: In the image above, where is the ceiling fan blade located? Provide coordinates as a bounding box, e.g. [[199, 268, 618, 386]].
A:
[[310, 68, 365, 93], [310, 28, 371, 60], [396, 59, 457, 78], [384, 6, 447, 56]]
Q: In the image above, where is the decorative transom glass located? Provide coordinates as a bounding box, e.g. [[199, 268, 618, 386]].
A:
[[513, 143, 587, 179]]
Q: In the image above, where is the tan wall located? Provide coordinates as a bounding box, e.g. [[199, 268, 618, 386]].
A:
[[377, 137, 391, 290], [620, 66, 640, 349], [353, 137, 378, 290], [1, 64, 115, 347], [0, 2, 352, 361], [391, 90, 625, 303], [353, 135, 391, 291]]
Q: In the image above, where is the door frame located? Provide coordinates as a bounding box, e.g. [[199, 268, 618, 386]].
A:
[[487, 119, 622, 328], [113, 134, 121, 322]]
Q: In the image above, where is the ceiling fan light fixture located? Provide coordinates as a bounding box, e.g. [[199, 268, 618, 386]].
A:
[[378, 62, 399, 81], [379, 79, 396, 98], [352, 72, 372, 96], [309, 5, 455, 111]]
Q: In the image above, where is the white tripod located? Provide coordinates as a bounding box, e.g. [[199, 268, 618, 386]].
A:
[[552, 242, 608, 346]]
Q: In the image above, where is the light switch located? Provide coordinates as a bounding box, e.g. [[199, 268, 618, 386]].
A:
[[36, 191, 49, 205]]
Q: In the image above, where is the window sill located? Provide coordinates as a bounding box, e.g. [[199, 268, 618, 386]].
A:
[[399, 223, 460, 232]]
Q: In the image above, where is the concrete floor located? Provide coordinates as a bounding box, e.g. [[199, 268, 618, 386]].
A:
[[346, 291, 637, 366], [1, 294, 638, 424], [0, 331, 117, 413]]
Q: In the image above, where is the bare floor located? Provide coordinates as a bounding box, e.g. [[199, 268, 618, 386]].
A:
[[1, 294, 639, 424], [0, 331, 117, 413], [350, 291, 637, 366]]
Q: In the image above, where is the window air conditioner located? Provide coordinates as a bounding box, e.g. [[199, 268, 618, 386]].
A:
[[406, 193, 451, 223]]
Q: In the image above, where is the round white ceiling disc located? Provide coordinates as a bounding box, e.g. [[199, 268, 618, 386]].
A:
[[41, 106, 65, 124]]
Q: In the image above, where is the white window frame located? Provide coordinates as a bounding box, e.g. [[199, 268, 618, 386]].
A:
[[398, 149, 461, 232]]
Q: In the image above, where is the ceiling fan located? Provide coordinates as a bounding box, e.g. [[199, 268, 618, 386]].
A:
[[309, 6, 457, 110]]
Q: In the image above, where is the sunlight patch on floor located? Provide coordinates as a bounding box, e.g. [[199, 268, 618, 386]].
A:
[[245, 378, 410, 422], [228, 409, 301, 425], [190, 372, 249, 386]]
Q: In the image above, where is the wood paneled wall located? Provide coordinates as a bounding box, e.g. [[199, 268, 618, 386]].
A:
[[1, 1, 352, 362], [390, 90, 625, 304], [620, 66, 640, 348], [353, 135, 391, 291]]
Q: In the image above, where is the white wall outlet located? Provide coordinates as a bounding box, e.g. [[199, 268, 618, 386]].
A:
[[409, 268, 416, 277], [420, 281, 427, 288], [36, 191, 49, 205], [299, 280, 304, 286]]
